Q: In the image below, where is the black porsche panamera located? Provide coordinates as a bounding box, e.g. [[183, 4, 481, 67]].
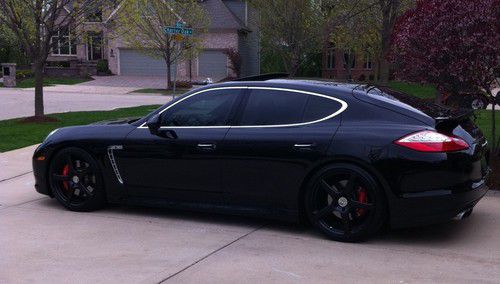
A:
[[32, 79, 491, 242]]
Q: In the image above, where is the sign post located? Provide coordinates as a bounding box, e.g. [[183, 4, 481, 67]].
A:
[[164, 21, 193, 97]]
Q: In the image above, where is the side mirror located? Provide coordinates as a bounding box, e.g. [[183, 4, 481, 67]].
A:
[[146, 114, 161, 135], [146, 114, 178, 139]]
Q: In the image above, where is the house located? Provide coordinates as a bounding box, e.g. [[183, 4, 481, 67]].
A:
[[47, 0, 260, 82], [321, 44, 376, 81]]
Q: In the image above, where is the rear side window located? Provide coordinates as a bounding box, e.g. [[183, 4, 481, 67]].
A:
[[303, 95, 343, 122], [240, 89, 308, 125], [239, 89, 343, 126]]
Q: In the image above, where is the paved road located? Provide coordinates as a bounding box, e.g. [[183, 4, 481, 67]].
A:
[[0, 88, 169, 120], [1, 146, 500, 283]]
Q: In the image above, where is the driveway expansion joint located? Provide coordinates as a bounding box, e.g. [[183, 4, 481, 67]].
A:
[[157, 224, 266, 283], [0, 171, 33, 183]]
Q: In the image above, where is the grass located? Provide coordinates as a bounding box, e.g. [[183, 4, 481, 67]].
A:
[[0, 105, 161, 152], [474, 109, 500, 146], [388, 81, 437, 99], [132, 88, 192, 95], [0, 77, 92, 88]]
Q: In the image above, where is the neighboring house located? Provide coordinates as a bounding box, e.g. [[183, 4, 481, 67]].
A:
[[47, 0, 260, 81], [321, 44, 376, 81]]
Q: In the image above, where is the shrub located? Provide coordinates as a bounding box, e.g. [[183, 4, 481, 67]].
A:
[[358, 74, 366, 82], [16, 70, 34, 80], [96, 59, 110, 73], [171, 80, 193, 89]]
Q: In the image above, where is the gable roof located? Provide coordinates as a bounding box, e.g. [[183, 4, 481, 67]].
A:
[[106, 0, 249, 32], [199, 0, 249, 31]]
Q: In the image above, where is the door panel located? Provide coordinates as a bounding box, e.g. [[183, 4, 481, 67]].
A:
[[221, 125, 338, 209], [220, 88, 343, 210], [115, 88, 244, 202], [117, 128, 229, 202]]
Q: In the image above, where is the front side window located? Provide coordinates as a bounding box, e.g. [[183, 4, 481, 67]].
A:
[[160, 89, 239, 127], [51, 28, 77, 55], [239, 90, 309, 126]]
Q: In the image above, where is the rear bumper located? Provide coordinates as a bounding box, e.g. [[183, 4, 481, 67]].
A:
[[390, 180, 489, 228]]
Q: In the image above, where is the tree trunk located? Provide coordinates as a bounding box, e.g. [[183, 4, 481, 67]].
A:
[[488, 88, 497, 155], [379, 25, 391, 85], [34, 62, 44, 118]]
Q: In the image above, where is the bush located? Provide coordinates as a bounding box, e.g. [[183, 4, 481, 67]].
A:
[[46, 61, 70, 68], [16, 70, 34, 80], [170, 80, 193, 88], [358, 74, 366, 82], [96, 59, 110, 74]]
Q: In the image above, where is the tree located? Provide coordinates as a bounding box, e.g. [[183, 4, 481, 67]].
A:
[[390, 0, 500, 153], [114, 0, 208, 88], [0, 0, 102, 119], [223, 48, 242, 79], [325, 0, 380, 80], [250, 0, 325, 77]]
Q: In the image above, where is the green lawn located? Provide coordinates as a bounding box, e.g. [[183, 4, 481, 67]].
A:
[[388, 81, 437, 99], [0, 77, 92, 88], [474, 109, 500, 146], [0, 105, 160, 152]]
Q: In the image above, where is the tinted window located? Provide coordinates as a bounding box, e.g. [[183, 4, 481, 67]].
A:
[[161, 90, 239, 126], [240, 90, 308, 125], [302, 95, 343, 122]]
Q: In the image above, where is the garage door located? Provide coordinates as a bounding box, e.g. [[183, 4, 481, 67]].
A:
[[198, 50, 228, 80], [119, 49, 166, 76]]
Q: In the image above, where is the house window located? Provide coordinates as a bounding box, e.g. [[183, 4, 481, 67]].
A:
[[343, 50, 356, 69], [326, 48, 335, 69], [364, 52, 372, 69], [87, 32, 103, 61], [51, 28, 77, 55]]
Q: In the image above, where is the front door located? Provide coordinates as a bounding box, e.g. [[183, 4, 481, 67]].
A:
[[117, 88, 244, 202]]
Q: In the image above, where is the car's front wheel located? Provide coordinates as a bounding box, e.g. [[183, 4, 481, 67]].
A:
[[305, 164, 387, 242], [49, 147, 106, 211]]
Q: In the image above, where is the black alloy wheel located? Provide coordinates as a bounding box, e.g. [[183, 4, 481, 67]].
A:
[[305, 164, 386, 242], [49, 147, 106, 211]]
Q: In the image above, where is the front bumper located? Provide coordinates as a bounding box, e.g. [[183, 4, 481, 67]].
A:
[[390, 178, 489, 228]]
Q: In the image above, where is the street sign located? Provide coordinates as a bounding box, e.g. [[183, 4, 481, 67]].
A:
[[164, 21, 193, 36]]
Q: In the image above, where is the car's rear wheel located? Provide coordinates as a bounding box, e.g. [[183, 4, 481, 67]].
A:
[[305, 164, 386, 242], [49, 147, 106, 211]]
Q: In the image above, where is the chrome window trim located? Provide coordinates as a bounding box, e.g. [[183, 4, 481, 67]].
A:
[[138, 86, 348, 129]]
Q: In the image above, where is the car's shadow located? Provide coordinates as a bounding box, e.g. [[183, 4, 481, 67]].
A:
[[38, 198, 489, 245]]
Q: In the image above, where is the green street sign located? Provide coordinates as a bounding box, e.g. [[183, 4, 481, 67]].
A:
[[165, 21, 193, 36]]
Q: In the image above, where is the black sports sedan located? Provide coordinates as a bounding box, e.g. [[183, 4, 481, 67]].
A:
[[32, 79, 491, 242]]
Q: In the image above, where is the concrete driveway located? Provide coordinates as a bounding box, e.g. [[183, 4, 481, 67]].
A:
[[1, 145, 500, 283], [36, 76, 168, 95]]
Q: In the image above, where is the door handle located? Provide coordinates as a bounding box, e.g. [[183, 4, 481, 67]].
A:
[[197, 143, 217, 151], [294, 143, 316, 150]]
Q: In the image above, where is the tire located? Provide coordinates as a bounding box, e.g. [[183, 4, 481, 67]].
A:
[[305, 163, 387, 242], [48, 147, 106, 211]]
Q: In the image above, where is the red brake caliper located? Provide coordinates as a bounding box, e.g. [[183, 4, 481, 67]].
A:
[[62, 165, 70, 191], [356, 187, 368, 217]]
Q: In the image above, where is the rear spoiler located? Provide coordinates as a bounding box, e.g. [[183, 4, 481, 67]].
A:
[[435, 109, 474, 131]]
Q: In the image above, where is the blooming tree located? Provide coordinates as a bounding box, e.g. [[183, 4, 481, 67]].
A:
[[390, 0, 500, 151]]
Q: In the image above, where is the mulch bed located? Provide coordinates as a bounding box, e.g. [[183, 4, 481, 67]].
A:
[[18, 116, 59, 123]]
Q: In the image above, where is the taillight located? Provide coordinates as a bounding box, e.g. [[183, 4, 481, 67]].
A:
[[394, 130, 469, 152]]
